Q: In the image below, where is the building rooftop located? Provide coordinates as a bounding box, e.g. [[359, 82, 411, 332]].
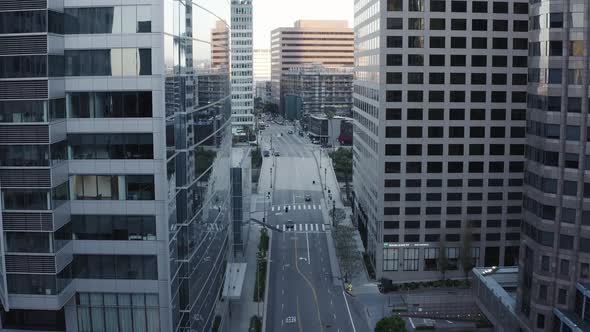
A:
[[294, 20, 349, 29], [473, 266, 518, 311]]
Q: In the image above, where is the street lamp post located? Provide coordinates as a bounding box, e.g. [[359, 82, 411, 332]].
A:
[[324, 168, 327, 191], [270, 167, 273, 189], [263, 191, 271, 227], [332, 200, 336, 227]]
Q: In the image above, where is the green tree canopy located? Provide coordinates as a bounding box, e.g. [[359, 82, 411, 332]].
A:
[[375, 315, 408, 332]]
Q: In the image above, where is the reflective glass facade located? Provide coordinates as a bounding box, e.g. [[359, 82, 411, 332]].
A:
[[0, 1, 232, 331], [518, 1, 590, 331]]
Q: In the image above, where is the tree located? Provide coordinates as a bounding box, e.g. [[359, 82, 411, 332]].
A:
[[438, 239, 449, 280], [263, 102, 278, 115], [329, 148, 352, 201], [460, 222, 474, 283], [332, 226, 359, 281], [374, 315, 407, 332]]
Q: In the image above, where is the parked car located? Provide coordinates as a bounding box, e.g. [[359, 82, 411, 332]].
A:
[[263, 150, 270, 157], [287, 130, 294, 134], [274, 151, 280, 156]]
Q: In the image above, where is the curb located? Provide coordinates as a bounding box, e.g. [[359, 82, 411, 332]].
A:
[[325, 230, 343, 287], [261, 230, 272, 332]]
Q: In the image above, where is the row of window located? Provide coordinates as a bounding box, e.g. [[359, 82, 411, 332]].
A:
[[386, 89, 526, 104], [527, 94, 588, 114], [527, 120, 590, 142], [388, 36, 528, 50], [385, 161, 524, 174], [0, 175, 155, 210], [384, 191, 522, 202], [384, 205, 522, 216], [0, 99, 65, 123], [383, 232, 519, 243], [68, 134, 153, 160], [386, 71, 527, 86], [76, 293, 159, 332], [67, 91, 152, 118], [64, 6, 151, 34], [72, 175, 154, 201], [0, 10, 61, 34], [73, 255, 157, 280], [70, 215, 156, 241], [522, 220, 590, 253], [527, 152, 585, 173], [526, 171, 590, 199], [386, 0, 527, 14], [529, 40, 585, 57], [386, 108, 525, 121], [387, 17, 527, 32], [0, 55, 65, 79], [65, 49, 151, 76], [385, 126, 525, 139], [387, 54, 527, 68], [384, 219, 521, 229], [384, 178, 523, 188], [529, 67, 586, 85], [386, 143, 524, 157], [530, 12, 586, 30]]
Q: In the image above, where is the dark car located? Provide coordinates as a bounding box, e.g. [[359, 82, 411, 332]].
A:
[[263, 150, 270, 157], [285, 220, 294, 231], [304, 194, 312, 202]]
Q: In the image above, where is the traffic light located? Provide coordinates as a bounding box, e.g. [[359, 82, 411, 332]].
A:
[[285, 206, 289, 213]]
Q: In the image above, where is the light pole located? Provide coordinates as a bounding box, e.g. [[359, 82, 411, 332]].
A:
[[270, 167, 273, 189], [263, 192, 271, 227], [324, 167, 327, 191], [332, 200, 336, 227]]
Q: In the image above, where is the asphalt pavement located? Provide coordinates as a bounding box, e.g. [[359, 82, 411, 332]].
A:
[[261, 123, 367, 332]]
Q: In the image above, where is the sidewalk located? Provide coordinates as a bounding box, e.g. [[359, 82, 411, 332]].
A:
[[311, 149, 369, 287], [227, 222, 264, 331]]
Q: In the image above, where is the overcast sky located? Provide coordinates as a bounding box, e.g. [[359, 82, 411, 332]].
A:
[[252, 0, 354, 49]]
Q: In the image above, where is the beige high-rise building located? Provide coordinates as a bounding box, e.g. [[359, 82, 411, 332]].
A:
[[211, 20, 230, 70], [270, 20, 353, 106]]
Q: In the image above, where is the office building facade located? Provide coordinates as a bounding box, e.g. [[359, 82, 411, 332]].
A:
[[253, 48, 271, 83], [0, 1, 232, 331], [517, 1, 590, 331], [281, 64, 353, 119], [270, 20, 354, 106], [231, 0, 254, 127], [353, 0, 528, 282]]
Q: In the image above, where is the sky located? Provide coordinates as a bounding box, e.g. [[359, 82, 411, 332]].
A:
[[253, 0, 354, 49]]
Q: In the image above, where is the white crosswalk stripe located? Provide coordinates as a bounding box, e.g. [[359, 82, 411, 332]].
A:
[[280, 223, 327, 233], [271, 204, 326, 212]]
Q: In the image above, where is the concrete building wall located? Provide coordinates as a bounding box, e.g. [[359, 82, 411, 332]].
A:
[[253, 48, 271, 82], [231, 0, 254, 128], [270, 20, 354, 106], [353, 0, 527, 283]]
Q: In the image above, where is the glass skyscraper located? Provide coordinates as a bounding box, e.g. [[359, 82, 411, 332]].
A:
[[518, 1, 590, 331], [0, 1, 232, 331]]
